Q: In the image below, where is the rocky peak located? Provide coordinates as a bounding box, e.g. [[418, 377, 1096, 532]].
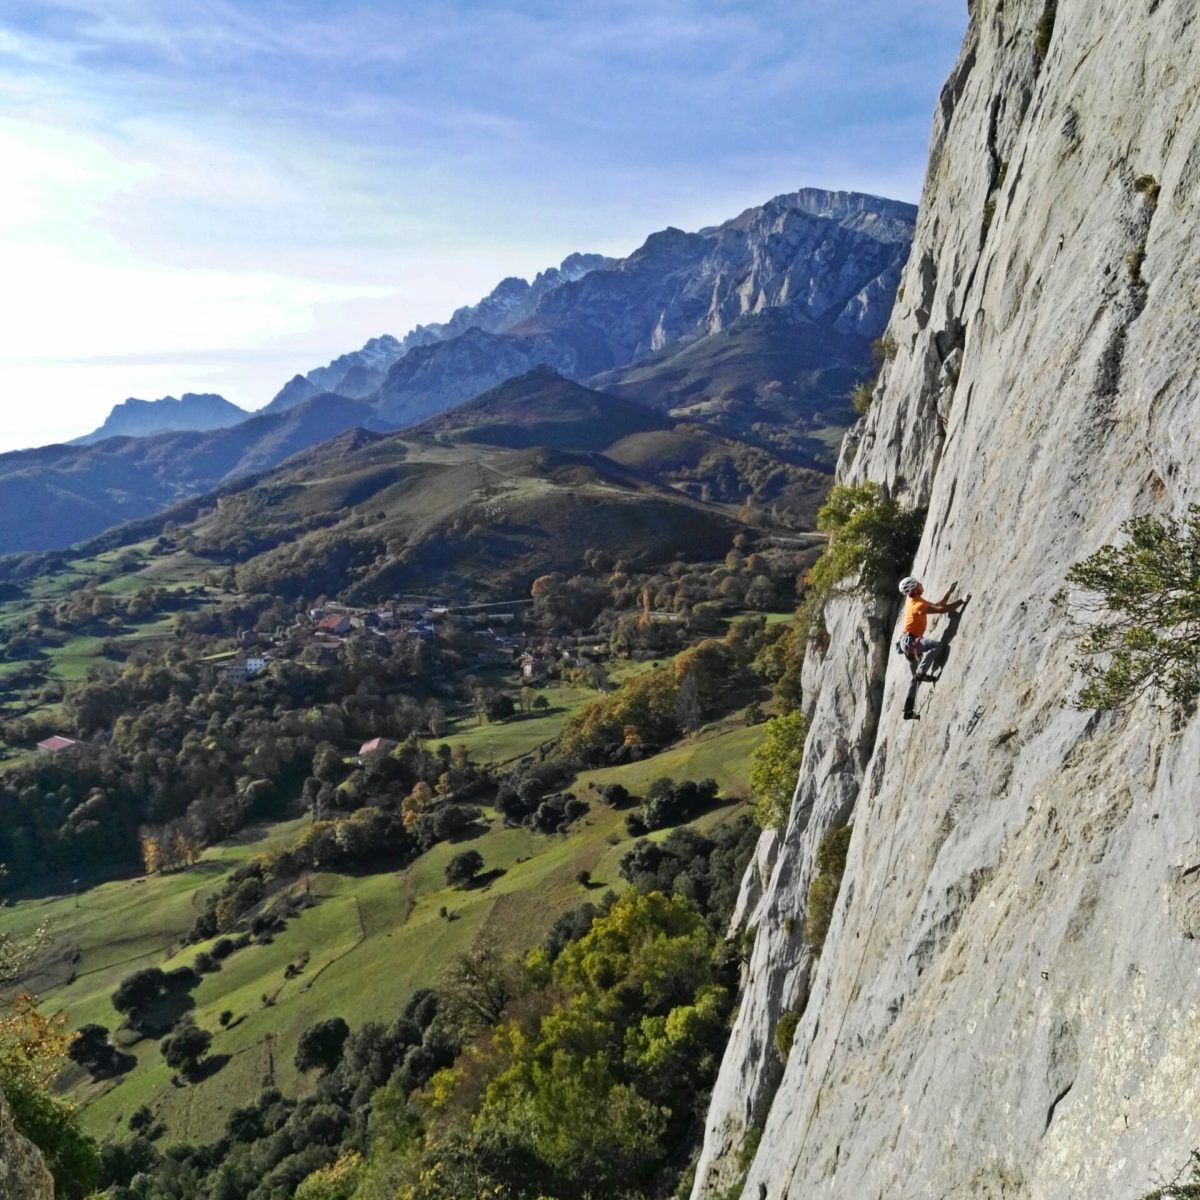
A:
[[375, 187, 915, 425], [73, 392, 248, 445], [624, 226, 704, 265], [558, 251, 612, 278], [271, 252, 611, 412]]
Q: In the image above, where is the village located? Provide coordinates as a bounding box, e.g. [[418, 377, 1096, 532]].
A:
[[32, 595, 606, 756], [206, 595, 612, 684]]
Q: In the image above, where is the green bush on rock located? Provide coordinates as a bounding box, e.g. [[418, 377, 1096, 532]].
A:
[[749, 710, 808, 829], [1059, 504, 1200, 713], [805, 825, 854, 956], [809, 482, 925, 602]]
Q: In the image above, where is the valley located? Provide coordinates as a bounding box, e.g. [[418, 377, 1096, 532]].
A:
[[0, 173, 903, 1200]]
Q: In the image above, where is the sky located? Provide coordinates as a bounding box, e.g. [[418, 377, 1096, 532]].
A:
[[0, 0, 968, 452]]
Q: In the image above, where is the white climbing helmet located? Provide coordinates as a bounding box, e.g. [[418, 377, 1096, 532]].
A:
[[898, 576, 922, 596]]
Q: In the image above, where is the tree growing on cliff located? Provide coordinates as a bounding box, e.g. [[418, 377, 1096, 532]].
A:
[[749, 710, 808, 828], [805, 824, 854, 955], [797, 481, 925, 643], [0, 993, 100, 1197], [1059, 505, 1200, 712]]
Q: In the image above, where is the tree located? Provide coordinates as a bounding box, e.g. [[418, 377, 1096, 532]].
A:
[[805, 825, 854, 954], [139, 829, 165, 875], [402, 780, 434, 829], [749, 709, 808, 828], [312, 742, 345, 786], [439, 940, 523, 1038], [483, 692, 516, 723], [674, 672, 702, 733], [112, 967, 166, 1019], [160, 1023, 212, 1080], [806, 481, 925, 617], [1058, 504, 1200, 711], [445, 850, 485, 889], [295, 1017, 350, 1075], [66, 1023, 130, 1079]]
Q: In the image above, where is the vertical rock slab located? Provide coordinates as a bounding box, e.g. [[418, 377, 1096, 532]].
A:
[[696, 0, 1200, 1196], [0, 1089, 53, 1200]]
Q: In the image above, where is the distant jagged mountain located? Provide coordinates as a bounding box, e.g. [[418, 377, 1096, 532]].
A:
[[6, 189, 912, 556], [593, 305, 869, 461], [266, 252, 613, 412], [374, 190, 915, 428], [0, 394, 380, 555], [272, 191, 914, 433], [72, 393, 248, 445]]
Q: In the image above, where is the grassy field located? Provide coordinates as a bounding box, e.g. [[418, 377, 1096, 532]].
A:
[[0, 540, 224, 747], [0, 709, 761, 1145], [424, 659, 659, 764], [0, 525, 779, 1145]]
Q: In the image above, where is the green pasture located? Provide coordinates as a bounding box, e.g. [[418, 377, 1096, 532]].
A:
[[2, 711, 758, 1146]]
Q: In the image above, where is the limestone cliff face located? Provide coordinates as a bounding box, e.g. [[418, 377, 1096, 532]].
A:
[[694, 1, 1200, 1197], [0, 1089, 53, 1200]]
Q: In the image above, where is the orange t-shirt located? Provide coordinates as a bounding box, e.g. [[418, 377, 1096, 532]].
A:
[[903, 595, 932, 637]]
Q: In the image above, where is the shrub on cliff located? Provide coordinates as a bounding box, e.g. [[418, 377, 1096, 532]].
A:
[[800, 482, 925, 636], [0, 994, 99, 1198], [1058, 504, 1200, 712], [805, 824, 854, 955], [749, 710, 808, 828]]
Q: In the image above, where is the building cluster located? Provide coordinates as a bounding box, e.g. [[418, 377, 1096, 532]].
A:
[[213, 599, 540, 683]]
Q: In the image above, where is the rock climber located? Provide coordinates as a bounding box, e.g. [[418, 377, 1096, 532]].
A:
[[897, 576, 969, 720]]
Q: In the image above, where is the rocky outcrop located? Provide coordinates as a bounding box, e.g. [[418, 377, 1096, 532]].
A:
[[695, 1, 1200, 1197], [0, 1088, 53, 1200], [374, 327, 579, 427], [72, 393, 248, 445]]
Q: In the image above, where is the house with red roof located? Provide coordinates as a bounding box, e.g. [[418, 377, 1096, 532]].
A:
[[36, 735, 81, 754], [358, 737, 398, 758]]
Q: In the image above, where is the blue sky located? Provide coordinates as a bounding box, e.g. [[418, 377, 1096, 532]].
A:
[[0, 0, 967, 450]]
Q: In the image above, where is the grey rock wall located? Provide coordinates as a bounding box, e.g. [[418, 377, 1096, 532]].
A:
[[695, 1, 1200, 1197], [0, 1089, 53, 1200]]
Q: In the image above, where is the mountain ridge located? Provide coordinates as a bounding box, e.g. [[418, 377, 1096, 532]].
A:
[[71, 393, 248, 445], [4, 187, 912, 556], [372, 188, 913, 427]]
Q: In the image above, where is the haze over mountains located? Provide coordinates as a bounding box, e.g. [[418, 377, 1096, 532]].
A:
[[3, 188, 914, 556]]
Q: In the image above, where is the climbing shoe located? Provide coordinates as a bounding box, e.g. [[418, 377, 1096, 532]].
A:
[[915, 673, 937, 683], [903, 710, 920, 721]]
